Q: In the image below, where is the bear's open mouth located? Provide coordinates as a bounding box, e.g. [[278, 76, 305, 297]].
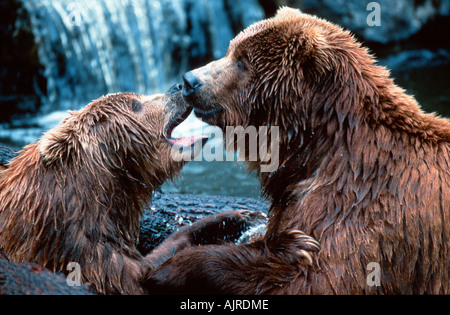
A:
[[166, 106, 208, 147], [193, 108, 223, 121]]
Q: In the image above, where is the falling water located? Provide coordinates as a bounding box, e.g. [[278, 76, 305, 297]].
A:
[[19, 0, 264, 114], [0, 0, 264, 147]]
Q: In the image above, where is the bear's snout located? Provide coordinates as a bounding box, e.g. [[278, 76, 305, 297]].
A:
[[182, 71, 203, 97], [167, 83, 183, 96]]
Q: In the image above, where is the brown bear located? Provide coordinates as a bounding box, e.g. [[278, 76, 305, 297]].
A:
[[145, 7, 450, 294], [0, 87, 262, 294]]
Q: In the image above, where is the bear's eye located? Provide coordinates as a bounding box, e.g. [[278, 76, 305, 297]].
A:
[[131, 99, 142, 112], [236, 60, 248, 72]]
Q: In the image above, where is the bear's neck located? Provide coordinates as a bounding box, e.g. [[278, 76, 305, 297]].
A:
[[257, 123, 331, 204]]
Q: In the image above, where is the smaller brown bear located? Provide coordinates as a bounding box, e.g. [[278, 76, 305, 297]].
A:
[[0, 87, 260, 294]]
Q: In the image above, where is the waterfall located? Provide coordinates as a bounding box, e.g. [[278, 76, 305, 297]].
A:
[[21, 0, 265, 113], [0, 0, 264, 146]]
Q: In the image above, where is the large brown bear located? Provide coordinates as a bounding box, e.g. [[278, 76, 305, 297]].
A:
[[145, 8, 450, 294], [0, 87, 262, 294]]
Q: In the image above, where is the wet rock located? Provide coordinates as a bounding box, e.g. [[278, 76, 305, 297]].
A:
[[0, 0, 45, 122], [379, 49, 450, 72], [0, 255, 93, 295], [139, 191, 269, 255], [276, 0, 450, 43], [0, 144, 18, 168]]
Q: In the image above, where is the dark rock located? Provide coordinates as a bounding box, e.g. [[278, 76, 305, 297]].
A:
[[275, 0, 450, 43], [379, 49, 450, 72], [0, 0, 46, 122], [0, 256, 93, 295], [0, 144, 18, 168], [139, 191, 269, 255]]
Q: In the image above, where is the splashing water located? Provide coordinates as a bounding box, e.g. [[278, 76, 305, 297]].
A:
[[236, 223, 267, 245]]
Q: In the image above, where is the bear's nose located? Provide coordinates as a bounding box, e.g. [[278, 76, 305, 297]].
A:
[[167, 83, 183, 95], [183, 71, 202, 97]]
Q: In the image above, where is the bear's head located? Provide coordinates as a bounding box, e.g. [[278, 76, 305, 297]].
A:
[[181, 7, 384, 140], [38, 86, 205, 191], [0, 87, 206, 292]]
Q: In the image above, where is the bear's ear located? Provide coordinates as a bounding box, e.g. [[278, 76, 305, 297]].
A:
[[275, 7, 303, 20], [38, 124, 75, 165], [280, 22, 333, 78], [39, 109, 111, 165], [272, 8, 325, 66], [67, 109, 79, 117], [38, 110, 81, 164]]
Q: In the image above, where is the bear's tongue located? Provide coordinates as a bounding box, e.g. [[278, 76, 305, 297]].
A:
[[168, 110, 210, 147], [167, 135, 208, 147]]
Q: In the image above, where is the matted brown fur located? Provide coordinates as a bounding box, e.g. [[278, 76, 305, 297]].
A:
[[0, 91, 202, 294], [145, 8, 450, 294]]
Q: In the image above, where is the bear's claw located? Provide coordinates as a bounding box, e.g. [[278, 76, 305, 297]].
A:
[[287, 230, 321, 251], [272, 229, 321, 266]]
